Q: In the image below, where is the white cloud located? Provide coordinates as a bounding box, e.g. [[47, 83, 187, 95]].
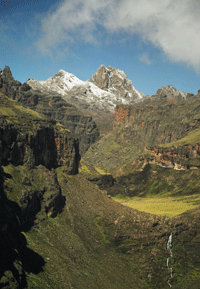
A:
[[34, 0, 200, 72], [139, 53, 151, 65]]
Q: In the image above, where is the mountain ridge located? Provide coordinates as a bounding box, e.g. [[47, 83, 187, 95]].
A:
[[0, 66, 99, 155], [26, 65, 144, 114], [25, 66, 197, 137], [25, 65, 145, 136], [88, 64, 144, 100]]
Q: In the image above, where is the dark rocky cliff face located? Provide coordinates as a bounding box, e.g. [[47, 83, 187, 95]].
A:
[[0, 114, 80, 174], [0, 168, 27, 288], [0, 92, 78, 221], [0, 162, 66, 288], [0, 92, 76, 287], [0, 66, 99, 156], [113, 100, 200, 149]]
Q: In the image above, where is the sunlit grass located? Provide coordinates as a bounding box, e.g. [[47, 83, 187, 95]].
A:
[[160, 126, 200, 147], [55, 122, 71, 133], [112, 194, 200, 217], [94, 167, 107, 175], [0, 93, 46, 120], [79, 161, 93, 174]]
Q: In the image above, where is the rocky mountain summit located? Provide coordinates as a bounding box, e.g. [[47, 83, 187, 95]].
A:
[[25, 65, 144, 133], [25, 69, 117, 114], [88, 64, 144, 101], [142, 84, 197, 105], [0, 66, 99, 155], [156, 85, 189, 99]]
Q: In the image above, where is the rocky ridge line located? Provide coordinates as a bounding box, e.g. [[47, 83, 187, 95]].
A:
[[112, 96, 200, 149], [142, 84, 198, 105], [26, 65, 144, 115], [0, 66, 99, 155]]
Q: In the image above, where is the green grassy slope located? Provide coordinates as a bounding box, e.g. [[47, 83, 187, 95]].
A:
[[0, 92, 71, 135], [81, 153, 200, 217], [2, 164, 148, 288], [2, 163, 200, 289], [83, 129, 143, 172], [110, 162, 200, 217], [160, 125, 200, 147]]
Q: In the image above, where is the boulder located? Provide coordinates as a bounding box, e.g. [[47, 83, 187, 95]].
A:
[[87, 174, 115, 188]]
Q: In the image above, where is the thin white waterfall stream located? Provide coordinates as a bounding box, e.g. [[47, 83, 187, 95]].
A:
[[166, 233, 173, 287]]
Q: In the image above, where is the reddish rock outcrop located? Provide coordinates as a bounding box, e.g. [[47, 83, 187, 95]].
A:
[[112, 102, 200, 150], [144, 144, 200, 170], [115, 106, 135, 125], [0, 120, 80, 174]]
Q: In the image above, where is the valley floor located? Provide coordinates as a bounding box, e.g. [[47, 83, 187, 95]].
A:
[[113, 193, 200, 217]]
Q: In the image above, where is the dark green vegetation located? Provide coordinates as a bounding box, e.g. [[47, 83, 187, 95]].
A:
[[2, 161, 200, 288]]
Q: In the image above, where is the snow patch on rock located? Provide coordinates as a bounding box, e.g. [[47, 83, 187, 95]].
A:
[[26, 66, 144, 113]]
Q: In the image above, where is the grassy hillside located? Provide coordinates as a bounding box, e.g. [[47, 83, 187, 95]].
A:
[[81, 155, 200, 217], [2, 162, 200, 289], [160, 125, 200, 147], [83, 97, 200, 172], [1, 164, 151, 288], [83, 130, 143, 172], [110, 162, 200, 217], [0, 92, 71, 135]]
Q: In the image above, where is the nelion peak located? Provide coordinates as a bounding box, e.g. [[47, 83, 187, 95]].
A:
[[88, 64, 144, 102]]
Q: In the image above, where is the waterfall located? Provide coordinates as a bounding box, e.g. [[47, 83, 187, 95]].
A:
[[166, 233, 173, 287], [124, 187, 128, 195]]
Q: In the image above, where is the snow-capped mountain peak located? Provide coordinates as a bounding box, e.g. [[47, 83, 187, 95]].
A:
[[88, 65, 144, 100], [26, 65, 144, 114]]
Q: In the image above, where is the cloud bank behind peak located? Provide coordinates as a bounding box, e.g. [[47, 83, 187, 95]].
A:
[[34, 0, 200, 73]]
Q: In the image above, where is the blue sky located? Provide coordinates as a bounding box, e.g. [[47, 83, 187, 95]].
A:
[[1, 0, 200, 96]]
